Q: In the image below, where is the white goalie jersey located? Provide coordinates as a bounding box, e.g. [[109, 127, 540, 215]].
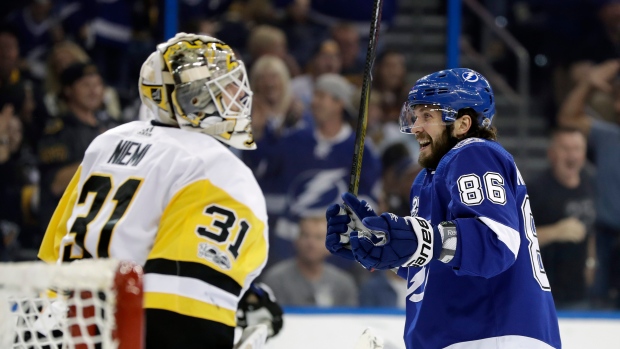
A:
[[39, 120, 269, 347]]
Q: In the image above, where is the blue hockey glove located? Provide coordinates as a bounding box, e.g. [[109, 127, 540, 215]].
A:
[[326, 204, 355, 260], [341, 192, 378, 233], [350, 213, 439, 270], [325, 193, 378, 260]]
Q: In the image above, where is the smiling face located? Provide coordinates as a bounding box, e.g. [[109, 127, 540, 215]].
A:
[[411, 105, 455, 169]]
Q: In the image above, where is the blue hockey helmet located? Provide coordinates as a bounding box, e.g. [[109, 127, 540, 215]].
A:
[[399, 68, 495, 133]]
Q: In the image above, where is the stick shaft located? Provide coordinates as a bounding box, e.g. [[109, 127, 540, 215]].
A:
[[349, 0, 384, 195]]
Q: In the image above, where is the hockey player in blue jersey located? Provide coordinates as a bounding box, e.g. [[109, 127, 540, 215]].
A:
[[325, 68, 562, 349]]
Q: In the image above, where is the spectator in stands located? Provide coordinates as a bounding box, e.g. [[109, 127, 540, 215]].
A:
[[0, 101, 38, 260], [262, 214, 358, 306], [178, 0, 234, 24], [330, 22, 365, 82], [379, 142, 421, 217], [273, 0, 329, 69], [306, 0, 397, 36], [44, 41, 121, 121], [246, 25, 300, 76], [258, 73, 381, 266], [0, 24, 47, 152], [558, 59, 620, 309], [7, 0, 62, 80], [528, 127, 596, 309], [557, 0, 620, 122], [351, 87, 383, 145], [359, 270, 406, 308], [0, 104, 21, 261], [374, 50, 408, 123], [37, 62, 114, 238], [291, 39, 342, 112], [84, 0, 133, 92], [492, 2, 617, 128], [589, 0, 620, 63], [243, 56, 305, 217], [350, 87, 419, 165], [248, 55, 305, 143]]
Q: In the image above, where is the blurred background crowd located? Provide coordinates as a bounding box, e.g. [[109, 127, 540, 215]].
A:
[[0, 0, 619, 312]]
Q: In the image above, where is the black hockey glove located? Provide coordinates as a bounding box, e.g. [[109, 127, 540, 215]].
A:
[[237, 282, 283, 338]]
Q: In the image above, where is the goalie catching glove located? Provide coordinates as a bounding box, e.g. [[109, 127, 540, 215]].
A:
[[237, 283, 283, 339], [325, 192, 379, 260]]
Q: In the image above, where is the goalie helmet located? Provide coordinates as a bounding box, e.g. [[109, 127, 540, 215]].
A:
[[139, 32, 255, 149], [400, 68, 495, 133]]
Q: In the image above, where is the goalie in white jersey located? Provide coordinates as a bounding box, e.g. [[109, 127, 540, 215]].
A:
[[38, 33, 278, 348]]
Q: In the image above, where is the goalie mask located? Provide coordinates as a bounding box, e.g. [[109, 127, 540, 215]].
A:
[[139, 33, 255, 149]]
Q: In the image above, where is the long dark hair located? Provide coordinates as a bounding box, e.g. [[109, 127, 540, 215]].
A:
[[453, 108, 498, 141]]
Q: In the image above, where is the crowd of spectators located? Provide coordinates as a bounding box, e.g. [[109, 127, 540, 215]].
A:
[[1, 0, 619, 311]]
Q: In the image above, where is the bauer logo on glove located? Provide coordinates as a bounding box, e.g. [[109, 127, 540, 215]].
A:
[[402, 217, 434, 268], [350, 213, 439, 271]]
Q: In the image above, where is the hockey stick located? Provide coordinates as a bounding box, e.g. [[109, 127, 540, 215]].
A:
[[349, 0, 385, 195], [234, 323, 269, 349]]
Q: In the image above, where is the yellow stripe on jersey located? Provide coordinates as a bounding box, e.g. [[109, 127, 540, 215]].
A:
[[144, 292, 237, 327], [147, 178, 267, 287], [38, 166, 83, 263]]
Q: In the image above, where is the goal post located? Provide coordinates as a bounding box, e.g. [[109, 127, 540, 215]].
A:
[[0, 259, 144, 349]]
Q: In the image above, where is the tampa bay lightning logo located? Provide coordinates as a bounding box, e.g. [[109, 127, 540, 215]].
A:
[[407, 266, 429, 303], [411, 196, 419, 217], [288, 168, 349, 218], [462, 71, 479, 82]]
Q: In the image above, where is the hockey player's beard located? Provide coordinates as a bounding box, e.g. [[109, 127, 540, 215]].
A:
[[417, 129, 460, 169]]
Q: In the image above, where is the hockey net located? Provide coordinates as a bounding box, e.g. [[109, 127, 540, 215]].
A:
[[0, 259, 144, 349]]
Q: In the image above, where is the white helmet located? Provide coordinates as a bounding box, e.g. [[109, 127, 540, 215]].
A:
[[139, 32, 256, 149]]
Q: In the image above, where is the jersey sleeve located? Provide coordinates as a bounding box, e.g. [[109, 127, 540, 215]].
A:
[[440, 145, 521, 278], [38, 166, 82, 263], [142, 164, 268, 348]]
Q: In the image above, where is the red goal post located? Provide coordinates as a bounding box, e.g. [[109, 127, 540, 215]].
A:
[[0, 259, 144, 349]]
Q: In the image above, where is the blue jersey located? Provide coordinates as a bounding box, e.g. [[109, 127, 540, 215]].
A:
[[401, 138, 561, 349], [244, 123, 381, 265]]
